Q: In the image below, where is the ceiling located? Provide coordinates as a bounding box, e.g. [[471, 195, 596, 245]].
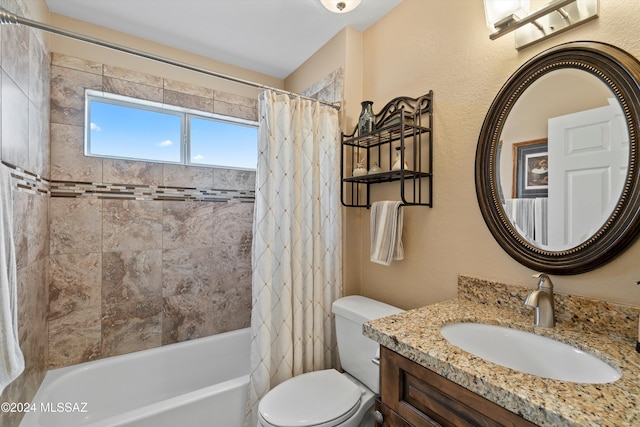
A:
[[44, 0, 403, 80]]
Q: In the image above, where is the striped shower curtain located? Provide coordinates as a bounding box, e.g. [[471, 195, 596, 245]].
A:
[[243, 90, 342, 426]]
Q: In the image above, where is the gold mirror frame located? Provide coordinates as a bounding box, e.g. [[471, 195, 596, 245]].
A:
[[475, 41, 640, 274]]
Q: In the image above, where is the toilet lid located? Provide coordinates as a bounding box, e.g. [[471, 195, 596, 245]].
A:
[[258, 369, 362, 427]]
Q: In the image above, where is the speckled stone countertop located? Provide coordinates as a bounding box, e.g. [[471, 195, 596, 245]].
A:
[[363, 275, 640, 427]]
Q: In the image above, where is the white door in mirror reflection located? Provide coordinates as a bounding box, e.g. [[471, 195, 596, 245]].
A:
[[548, 99, 628, 248]]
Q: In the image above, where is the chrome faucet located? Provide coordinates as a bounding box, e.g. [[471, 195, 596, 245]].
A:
[[524, 273, 556, 328]]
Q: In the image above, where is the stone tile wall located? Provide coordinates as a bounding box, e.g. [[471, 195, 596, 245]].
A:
[[48, 53, 256, 368], [301, 67, 343, 105], [0, 0, 51, 425]]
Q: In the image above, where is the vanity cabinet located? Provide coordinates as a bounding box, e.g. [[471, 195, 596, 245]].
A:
[[341, 93, 433, 208], [375, 346, 538, 427]]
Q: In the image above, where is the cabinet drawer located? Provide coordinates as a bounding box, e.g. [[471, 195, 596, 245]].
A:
[[379, 346, 537, 427], [375, 399, 415, 427]]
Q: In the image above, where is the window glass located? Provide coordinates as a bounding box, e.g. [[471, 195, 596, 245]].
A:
[[86, 91, 258, 170], [88, 98, 183, 163], [189, 116, 258, 169]]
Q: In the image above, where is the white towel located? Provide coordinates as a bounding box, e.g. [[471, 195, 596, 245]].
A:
[[370, 201, 404, 266], [0, 164, 23, 395], [534, 198, 548, 246], [504, 198, 535, 242]]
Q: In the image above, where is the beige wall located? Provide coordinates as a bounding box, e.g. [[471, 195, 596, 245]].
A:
[[354, 0, 640, 309]]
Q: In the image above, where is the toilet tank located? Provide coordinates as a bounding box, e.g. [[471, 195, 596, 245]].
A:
[[331, 296, 402, 394]]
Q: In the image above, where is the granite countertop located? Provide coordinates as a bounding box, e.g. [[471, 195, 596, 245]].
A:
[[363, 276, 640, 427]]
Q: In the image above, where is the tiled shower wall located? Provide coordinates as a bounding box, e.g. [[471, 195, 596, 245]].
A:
[[0, 0, 50, 425], [48, 53, 256, 368]]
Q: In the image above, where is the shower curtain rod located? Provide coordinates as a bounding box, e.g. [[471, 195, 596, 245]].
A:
[[0, 8, 340, 110]]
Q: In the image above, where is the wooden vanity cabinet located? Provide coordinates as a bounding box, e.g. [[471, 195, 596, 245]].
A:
[[375, 346, 538, 427]]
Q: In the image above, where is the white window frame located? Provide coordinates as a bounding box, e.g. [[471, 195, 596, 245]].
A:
[[85, 90, 258, 170]]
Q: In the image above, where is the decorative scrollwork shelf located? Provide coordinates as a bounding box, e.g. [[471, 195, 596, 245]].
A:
[[341, 92, 433, 208]]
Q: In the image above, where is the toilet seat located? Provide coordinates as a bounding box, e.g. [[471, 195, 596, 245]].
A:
[[258, 369, 362, 427]]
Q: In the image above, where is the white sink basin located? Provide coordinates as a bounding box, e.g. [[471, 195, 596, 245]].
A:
[[440, 323, 621, 384]]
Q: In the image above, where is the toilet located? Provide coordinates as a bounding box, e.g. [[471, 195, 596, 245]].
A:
[[257, 295, 403, 427]]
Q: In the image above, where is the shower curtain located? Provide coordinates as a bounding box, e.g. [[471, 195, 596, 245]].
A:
[[243, 90, 342, 426]]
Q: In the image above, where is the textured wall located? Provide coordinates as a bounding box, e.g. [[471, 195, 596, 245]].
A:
[[0, 0, 50, 425], [357, 0, 640, 309], [48, 53, 256, 368]]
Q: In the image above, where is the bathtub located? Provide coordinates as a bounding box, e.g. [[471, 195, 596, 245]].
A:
[[20, 328, 250, 427]]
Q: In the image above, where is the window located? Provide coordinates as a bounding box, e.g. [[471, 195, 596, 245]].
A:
[[189, 116, 258, 169], [86, 90, 258, 169]]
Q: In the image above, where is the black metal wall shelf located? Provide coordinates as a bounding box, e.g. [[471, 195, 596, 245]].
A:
[[341, 92, 433, 208], [343, 169, 431, 184]]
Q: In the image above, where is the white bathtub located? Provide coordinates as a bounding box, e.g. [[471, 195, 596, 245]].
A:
[[21, 328, 250, 427]]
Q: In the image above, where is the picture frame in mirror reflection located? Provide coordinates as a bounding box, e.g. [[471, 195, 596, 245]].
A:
[[512, 138, 548, 198]]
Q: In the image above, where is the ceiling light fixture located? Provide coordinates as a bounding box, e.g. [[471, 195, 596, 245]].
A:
[[320, 0, 362, 14], [484, 0, 599, 50]]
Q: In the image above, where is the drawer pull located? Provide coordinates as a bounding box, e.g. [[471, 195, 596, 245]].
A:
[[373, 410, 384, 424]]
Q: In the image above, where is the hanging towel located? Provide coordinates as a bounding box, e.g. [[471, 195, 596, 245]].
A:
[[370, 201, 404, 266], [534, 198, 548, 246], [0, 165, 23, 395], [504, 198, 535, 242]]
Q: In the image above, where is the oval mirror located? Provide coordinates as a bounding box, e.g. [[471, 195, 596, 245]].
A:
[[476, 41, 640, 274]]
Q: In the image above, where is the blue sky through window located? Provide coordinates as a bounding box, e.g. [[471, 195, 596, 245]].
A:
[[87, 95, 258, 169], [89, 101, 182, 163], [190, 117, 257, 169]]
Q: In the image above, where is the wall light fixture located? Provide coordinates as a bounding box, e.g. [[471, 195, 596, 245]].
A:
[[484, 0, 599, 50], [320, 0, 362, 14]]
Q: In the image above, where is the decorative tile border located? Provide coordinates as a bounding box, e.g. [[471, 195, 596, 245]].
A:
[[3, 162, 51, 197], [2, 162, 255, 203], [50, 181, 255, 202]]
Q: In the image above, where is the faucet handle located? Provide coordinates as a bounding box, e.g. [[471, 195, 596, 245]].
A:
[[532, 272, 553, 290]]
